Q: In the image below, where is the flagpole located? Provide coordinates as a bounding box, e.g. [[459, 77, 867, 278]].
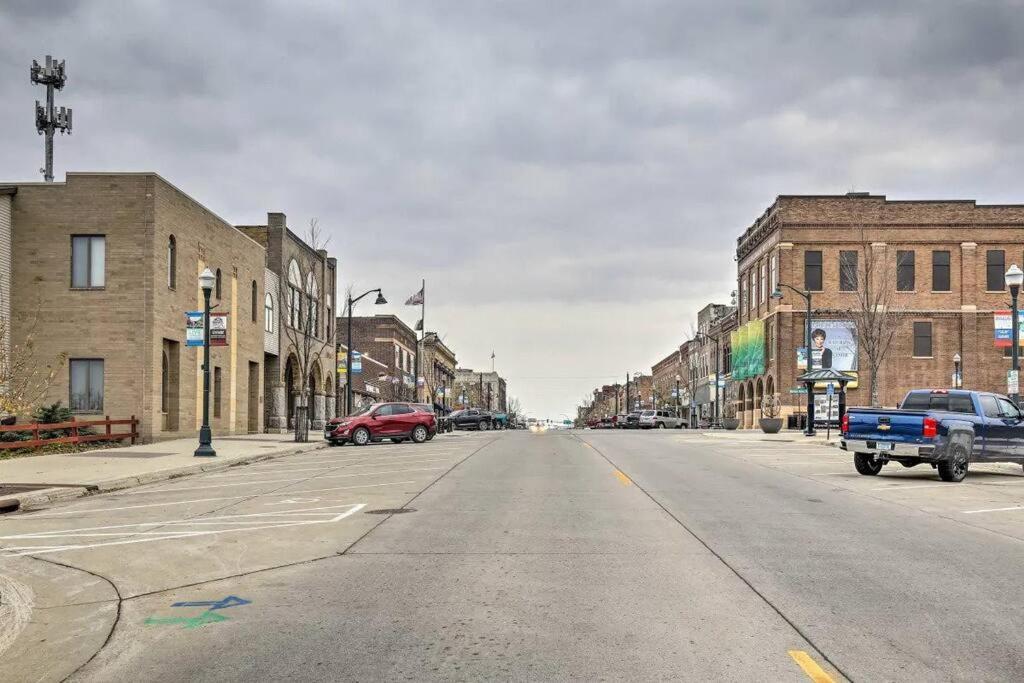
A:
[[418, 279, 425, 402]]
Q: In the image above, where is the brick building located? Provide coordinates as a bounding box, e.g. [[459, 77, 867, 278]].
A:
[[454, 369, 507, 412], [237, 214, 337, 431], [651, 350, 684, 415], [6, 173, 267, 442], [421, 332, 457, 410], [687, 304, 736, 426], [342, 315, 418, 407], [336, 342, 389, 409], [735, 192, 1024, 428]]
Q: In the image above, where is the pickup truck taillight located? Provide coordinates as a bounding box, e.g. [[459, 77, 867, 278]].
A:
[[840, 413, 849, 434], [923, 416, 938, 439]]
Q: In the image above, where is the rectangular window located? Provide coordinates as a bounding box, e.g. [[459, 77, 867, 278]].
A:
[[71, 235, 105, 288], [839, 251, 858, 291], [932, 251, 951, 292], [897, 250, 915, 291], [769, 253, 778, 295], [214, 367, 223, 418], [749, 271, 756, 310], [759, 262, 767, 304], [739, 278, 747, 313], [69, 359, 104, 412], [913, 321, 933, 357], [722, 345, 731, 374], [987, 249, 1006, 291], [804, 250, 823, 291]]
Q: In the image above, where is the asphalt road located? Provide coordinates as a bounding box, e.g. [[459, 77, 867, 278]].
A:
[[3, 429, 1024, 681]]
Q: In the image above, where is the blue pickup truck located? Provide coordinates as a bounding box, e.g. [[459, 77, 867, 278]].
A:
[[840, 389, 1024, 483]]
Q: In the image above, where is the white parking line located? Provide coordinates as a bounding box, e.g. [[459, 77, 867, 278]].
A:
[[212, 457, 450, 477], [962, 505, 1024, 514], [0, 503, 367, 557], [23, 481, 416, 517], [114, 467, 446, 495]]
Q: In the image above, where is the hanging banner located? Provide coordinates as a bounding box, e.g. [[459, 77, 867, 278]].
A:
[[731, 319, 765, 380], [209, 313, 228, 347], [993, 310, 1024, 347], [185, 311, 204, 347], [185, 312, 229, 347]]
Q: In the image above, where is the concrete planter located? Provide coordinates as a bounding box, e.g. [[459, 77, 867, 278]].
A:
[[722, 418, 740, 430], [759, 418, 783, 434]]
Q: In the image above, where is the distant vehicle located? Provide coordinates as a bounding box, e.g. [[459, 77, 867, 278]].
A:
[[841, 388, 1024, 482], [613, 414, 629, 429], [598, 417, 615, 429], [325, 402, 436, 446], [450, 408, 494, 431], [491, 412, 509, 430], [639, 409, 683, 429], [624, 412, 641, 429], [412, 403, 451, 436]]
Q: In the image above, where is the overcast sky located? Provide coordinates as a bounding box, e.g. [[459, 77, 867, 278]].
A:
[[3, 1, 1023, 418]]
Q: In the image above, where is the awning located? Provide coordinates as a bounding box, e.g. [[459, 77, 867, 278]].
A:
[[797, 368, 856, 384]]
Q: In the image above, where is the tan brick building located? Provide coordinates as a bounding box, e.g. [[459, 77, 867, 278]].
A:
[[651, 350, 683, 414], [735, 192, 1024, 428], [6, 173, 267, 442], [421, 332, 457, 410], [454, 369, 507, 412], [237, 214, 337, 430]]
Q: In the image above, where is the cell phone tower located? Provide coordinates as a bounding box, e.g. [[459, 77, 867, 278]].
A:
[[30, 55, 73, 182]]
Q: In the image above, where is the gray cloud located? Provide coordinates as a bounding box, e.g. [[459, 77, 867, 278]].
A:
[[1, 0, 1021, 417]]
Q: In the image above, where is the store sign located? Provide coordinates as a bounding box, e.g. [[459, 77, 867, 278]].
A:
[[1009, 369, 1019, 395], [351, 351, 362, 373]]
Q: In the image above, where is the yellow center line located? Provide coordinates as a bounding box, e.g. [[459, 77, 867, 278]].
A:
[[613, 469, 632, 486], [788, 650, 836, 683]]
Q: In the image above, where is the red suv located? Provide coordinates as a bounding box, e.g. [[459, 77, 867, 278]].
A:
[[325, 402, 437, 446]]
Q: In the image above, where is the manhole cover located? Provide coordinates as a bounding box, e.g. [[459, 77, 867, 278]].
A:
[[364, 508, 416, 515]]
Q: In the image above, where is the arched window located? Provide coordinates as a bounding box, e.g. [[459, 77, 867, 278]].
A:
[[251, 280, 258, 322], [264, 293, 274, 333], [287, 260, 302, 328], [305, 272, 320, 337], [215, 268, 222, 300], [167, 235, 176, 289]]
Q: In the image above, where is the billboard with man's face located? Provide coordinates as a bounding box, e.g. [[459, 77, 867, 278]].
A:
[[796, 319, 857, 372]]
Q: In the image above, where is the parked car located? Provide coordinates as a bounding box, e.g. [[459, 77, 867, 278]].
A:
[[411, 403, 452, 437], [639, 409, 683, 429], [491, 412, 509, 430], [450, 408, 495, 431], [624, 412, 641, 429], [613, 414, 629, 429], [841, 388, 1024, 482], [325, 402, 436, 446]]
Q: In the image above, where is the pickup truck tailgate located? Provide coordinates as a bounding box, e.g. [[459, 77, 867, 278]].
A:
[[846, 409, 929, 443]]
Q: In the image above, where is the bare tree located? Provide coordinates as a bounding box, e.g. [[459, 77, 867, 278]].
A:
[[507, 395, 523, 422], [851, 227, 906, 407], [279, 218, 334, 441], [0, 288, 66, 416]]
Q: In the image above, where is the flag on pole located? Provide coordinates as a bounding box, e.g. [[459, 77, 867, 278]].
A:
[[405, 287, 424, 306], [415, 319, 423, 331]]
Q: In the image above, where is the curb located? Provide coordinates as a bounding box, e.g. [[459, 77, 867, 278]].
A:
[[5, 440, 329, 512]]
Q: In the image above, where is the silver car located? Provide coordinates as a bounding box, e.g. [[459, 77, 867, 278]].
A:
[[639, 409, 682, 429]]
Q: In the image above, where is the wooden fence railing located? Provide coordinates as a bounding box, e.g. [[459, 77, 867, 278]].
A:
[[0, 416, 138, 450]]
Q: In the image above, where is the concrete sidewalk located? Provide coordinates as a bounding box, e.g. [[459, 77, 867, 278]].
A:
[[0, 434, 327, 511], [697, 428, 841, 446]]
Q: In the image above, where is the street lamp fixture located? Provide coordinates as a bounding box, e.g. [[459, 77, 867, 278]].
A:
[[346, 288, 387, 414], [953, 352, 962, 389], [194, 267, 217, 457], [771, 283, 816, 436], [1006, 265, 1023, 404]]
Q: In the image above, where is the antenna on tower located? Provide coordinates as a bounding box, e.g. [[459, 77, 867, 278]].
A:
[[30, 55, 73, 182]]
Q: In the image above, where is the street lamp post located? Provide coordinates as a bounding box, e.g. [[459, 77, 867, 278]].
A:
[[1006, 264, 1023, 404], [194, 268, 217, 457], [346, 288, 387, 415], [675, 373, 681, 418], [953, 352, 962, 389], [771, 283, 815, 436]]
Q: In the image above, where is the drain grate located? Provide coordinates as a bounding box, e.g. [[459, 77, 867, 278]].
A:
[[364, 508, 416, 515]]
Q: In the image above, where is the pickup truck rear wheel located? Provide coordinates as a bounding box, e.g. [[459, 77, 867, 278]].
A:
[[854, 452, 884, 476], [938, 443, 970, 482]]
